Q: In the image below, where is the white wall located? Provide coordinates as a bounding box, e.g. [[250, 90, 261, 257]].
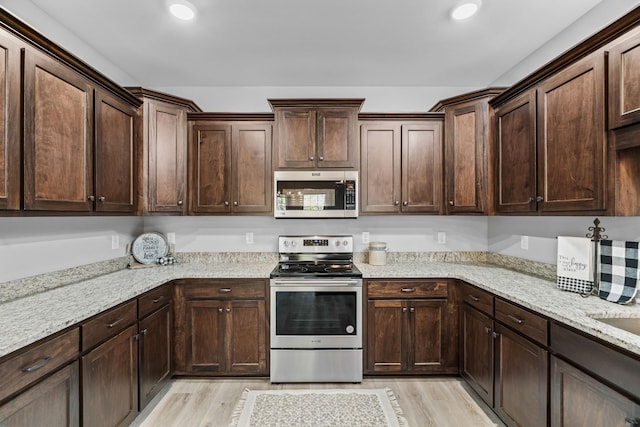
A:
[[143, 216, 488, 254], [0, 217, 143, 282], [491, 0, 640, 86], [488, 216, 640, 265]]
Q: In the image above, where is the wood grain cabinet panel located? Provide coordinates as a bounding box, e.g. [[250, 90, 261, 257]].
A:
[[23, 48, 94, 211], [461, 303, 494, 405], [276, 109, 315, 168], [360, 119, 443, 214], [367, 299, 404, 372], [0, 29, 20, 211], [94, 89, 136, 213], [0, 362, 79, 427], [536, 51, 606, 212], [189, 121, 272, 215], [138, 304, 172, 409], [609, 32, 640, 129], [494, 91, 537, 213]]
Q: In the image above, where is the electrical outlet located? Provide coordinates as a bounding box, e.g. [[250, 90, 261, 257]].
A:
[[167, 232, 176, 244], [437, 232, 446, 244], [362, 232, 370, 244], [111, 235, 119, 250], [246, 232, 254, 245], [520, 235, 529, 250]]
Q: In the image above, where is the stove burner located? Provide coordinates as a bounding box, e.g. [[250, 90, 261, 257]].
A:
[[279, 263, 309, 273]]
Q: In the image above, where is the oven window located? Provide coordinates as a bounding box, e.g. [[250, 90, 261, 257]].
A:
[[276, 181, 344, 211], [275, 291, 357, 335]]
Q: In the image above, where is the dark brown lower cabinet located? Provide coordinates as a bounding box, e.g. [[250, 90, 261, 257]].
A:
[[0, 362, 79, 427], [82, 324, 139, 427], [139, 304, 172, 409], [550, 356, 640, 427], [461, 303, 494, 405], [494, 323, 548, 427]]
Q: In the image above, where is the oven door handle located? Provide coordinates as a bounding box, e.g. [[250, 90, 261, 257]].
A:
[[271, 280, 361, 287]]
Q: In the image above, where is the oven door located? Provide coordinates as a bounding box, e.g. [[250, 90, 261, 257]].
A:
[[270, 279, 362, 349]]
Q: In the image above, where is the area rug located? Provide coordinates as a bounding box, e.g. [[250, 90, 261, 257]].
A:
[[228, 388, 409, 427]]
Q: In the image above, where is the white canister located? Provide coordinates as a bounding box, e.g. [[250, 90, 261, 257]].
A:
[[369, 242, 387, 265]]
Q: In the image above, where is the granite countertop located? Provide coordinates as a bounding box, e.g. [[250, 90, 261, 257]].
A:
[[1, 257, 639, 360]]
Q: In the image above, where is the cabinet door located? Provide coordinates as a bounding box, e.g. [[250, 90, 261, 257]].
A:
[[82, 324, 138, 427], [367, 300, 404, 372], [494, 323, 548, 427], [94, 89, 136, 213], [185, 300, 226, 372], [609, 32, 640, 129], [148, 101, 187, 214], [401, 123, 443, 213], [407, 299, 448, 372], [232, 124, 272, 213], [495, 91, 537, 213], [317, 108, 357, 168], [360, 123, 401, 213], [550, 356, 640, 427], [226, 299, 267, 374], [461, 304, 494, 406], [23, 48, 94, 211], [139, 304, 172, 409], [0, 29, 20, 211], [537, 52, 606, 212], [0, 362, 79, 427], [275, 109, 315, 168], [445, 101, 487, 213], [189, 124, 232, 213]]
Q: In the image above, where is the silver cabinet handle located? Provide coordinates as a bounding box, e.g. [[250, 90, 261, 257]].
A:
[[226, 308, 231, 313], [224, 201, 229, 206], [492, 331, 500, 339], [22, 356, 52, 373], [152, 296, 164, 304], [468, 295, 480, 302], [220, 288, 232, 293], [107, 318, 123, 328], [319, 156, 324, 161], [484, 326, 492, 334], [233, 201, 238, 206], [88, 195, 95, 202], [410, 307, 415, 313], [98, 196, 105, 202], [309, 156, 314, 161], [401, 288, 416, 293], [218, 308, 223, 313], [177, 200, 183, 206], [527, 197, 534, 203], [536, 196, 544, 202], [449, 200, 454, 206], [507, 314, 525, 324], [394, 201, 399, 206], [402, 307, 407, 313], [140, 329, 148, 336], [403, 201, 408, 206]]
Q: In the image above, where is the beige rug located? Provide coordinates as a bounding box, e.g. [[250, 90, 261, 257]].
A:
[[228, 388, 409, 427]]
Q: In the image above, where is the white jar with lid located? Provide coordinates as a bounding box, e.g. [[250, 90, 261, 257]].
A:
[[369, 242, 387, 265]]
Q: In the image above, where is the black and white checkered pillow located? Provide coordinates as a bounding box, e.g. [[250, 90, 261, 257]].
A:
[[557, 276, 593, 294], [599, 240, 639, 304]]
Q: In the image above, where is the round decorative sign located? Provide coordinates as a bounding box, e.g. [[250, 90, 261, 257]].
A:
[[131, 232, 169, 264]]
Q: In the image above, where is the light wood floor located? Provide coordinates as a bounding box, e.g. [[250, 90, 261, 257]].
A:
[[130, 377, 505, 427]]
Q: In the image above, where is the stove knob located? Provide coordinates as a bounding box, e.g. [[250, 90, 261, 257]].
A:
[[283, 241, 289, 247], [343, 240, 349, 247], [335, 240, 341, 246], [291, 241, 297, 247]]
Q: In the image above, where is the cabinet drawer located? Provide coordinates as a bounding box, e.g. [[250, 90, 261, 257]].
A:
[[459, 282, 494, 315], [367, 280, 448, 298], [183, 280, 266, 299], [139, 285, 172, 319], [0, 328, 79, 403], [495, 299, 548, 345], [82, 300, 137, 351]]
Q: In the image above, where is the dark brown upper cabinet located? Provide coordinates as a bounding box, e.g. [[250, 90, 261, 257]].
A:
[[188, 115, 273, 215], [609, 29, 640, 130], [359, 115, 444, 214], [269, 99, 363, 169], [0, 28, 20, 211]]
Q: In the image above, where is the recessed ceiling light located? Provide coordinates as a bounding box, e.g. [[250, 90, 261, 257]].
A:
[[169, 1, 196, 21], [451, 0, 482, 21]]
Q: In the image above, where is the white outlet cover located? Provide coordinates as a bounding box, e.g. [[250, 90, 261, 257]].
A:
[[167, 232, 176, 244], [246, 232, 254, 244], [362, 232, 370, 244], [437, 232, 446, 244], [111, 235, 119, 250], [520, 235, 529, 250]]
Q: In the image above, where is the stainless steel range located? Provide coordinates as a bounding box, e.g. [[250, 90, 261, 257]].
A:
[[269, 235, 363, 383]]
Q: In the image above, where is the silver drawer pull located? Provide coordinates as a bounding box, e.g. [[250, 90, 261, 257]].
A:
[[507, 314, 524, 324], [468, 295, 480, 302], [22, 356, 52, 373], [152, 296, 164, 303], [107, 318, 124, 328], [220, 288, 232, 293], [401, 288, 416, 293]]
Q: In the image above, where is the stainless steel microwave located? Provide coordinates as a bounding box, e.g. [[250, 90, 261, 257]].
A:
[[274, 171, 358, 218]]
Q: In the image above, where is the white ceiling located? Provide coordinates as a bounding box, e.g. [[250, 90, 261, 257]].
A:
[[19, 0, 611, 87]]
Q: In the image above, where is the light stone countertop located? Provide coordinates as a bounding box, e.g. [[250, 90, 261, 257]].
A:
[[1, 259, 639, 360]]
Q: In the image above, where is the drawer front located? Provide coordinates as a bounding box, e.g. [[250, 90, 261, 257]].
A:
[[183, 280, 266, 299], [82, 300, 137, 351], [459, 282, 494, 315], [0, 328, 79, 403], [367, 280, 448, 298], [495, 299, 548, 345], [139, 285, 172, 318]]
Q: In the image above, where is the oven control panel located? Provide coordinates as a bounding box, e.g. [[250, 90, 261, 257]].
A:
[[279, 235, 353, 253]]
